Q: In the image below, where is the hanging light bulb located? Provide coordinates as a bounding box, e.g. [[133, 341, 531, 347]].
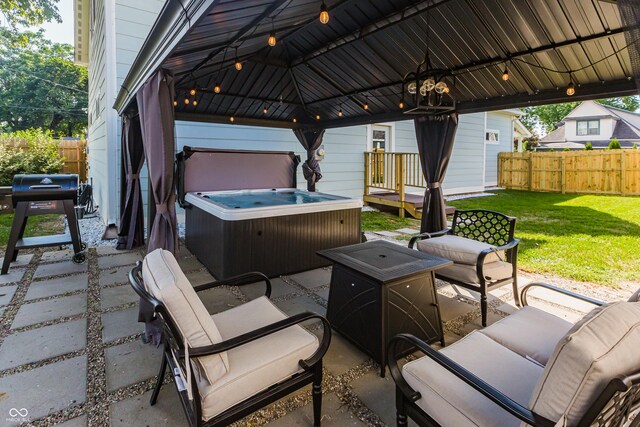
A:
[[566, 75, 575, 96], [184, 98, 190, 105], [268, 32, 277, 46], [192, 99, 198, 106], [319, 1, 329, 24], [338, 108, 343, 117], [263, 104, 269, 114], [189, 88, 196, 96], [443, 85, 450, 94], [316, 114, 321, 120], [434, 81, 447, 94], [363, 97, 369, 110], [234, 47, 242, 71], [502, 65, 510, 81], [173, 99, 178, 107], [292, 117, 297, 123], [214, 83, 221, 94], [230, 116, 235, 122], [399, 99, 405, 109]]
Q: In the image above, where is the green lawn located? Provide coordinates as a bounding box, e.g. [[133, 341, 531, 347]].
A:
[[0, 214, 63, 251], [447, 190, 640, 287]]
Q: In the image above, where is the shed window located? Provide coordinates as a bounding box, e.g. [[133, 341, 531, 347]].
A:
[[577, 120, 599, 136], [485, 130, 499, 144]]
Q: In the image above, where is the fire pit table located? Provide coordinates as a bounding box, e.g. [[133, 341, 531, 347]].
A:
[[318, 240, 451, 377]]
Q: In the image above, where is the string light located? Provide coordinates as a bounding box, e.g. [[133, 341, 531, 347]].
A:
[[319, 1, 329, 24], [214, 83, 221, 93], [399, 99, 405, 109], [189, 88, 196, 95], [566, 76, 575, 96], [192, 99, 198, 106], [184, 98, 190, 105], [268, 18, 276, 46], [502, 65, 509, 81], [292, 117, 297, 123], [263, 104, 269, 114], [234, 47, 242, 71], [230, 116, 235, 122], [173, 99, 178, 107], [316, 114, 321, 120], [363, 96, 369, 110], [338, 108, 343, 117]]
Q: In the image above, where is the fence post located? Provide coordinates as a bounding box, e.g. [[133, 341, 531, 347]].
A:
[[620, 151, 626, 196], [396, 154, 405, 218], [528, 152, 533, 191], [364, 152, 370, 196], [561, 152, 566, 194]]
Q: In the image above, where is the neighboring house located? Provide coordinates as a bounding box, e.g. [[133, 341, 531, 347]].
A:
[[74, 0, 525, 226], [539, 100, 640, 150]]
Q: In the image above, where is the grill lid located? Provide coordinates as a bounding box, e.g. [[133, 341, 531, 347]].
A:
[[12, 174, 79, 204]]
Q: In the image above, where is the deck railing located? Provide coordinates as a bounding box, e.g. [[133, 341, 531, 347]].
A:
[[364, 152, 426, 196]]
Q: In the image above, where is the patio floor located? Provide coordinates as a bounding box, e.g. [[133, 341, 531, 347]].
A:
[[0, 240, 630, 426]]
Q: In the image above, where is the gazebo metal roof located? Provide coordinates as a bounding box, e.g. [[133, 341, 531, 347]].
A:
[[114, 0, 639, 128]]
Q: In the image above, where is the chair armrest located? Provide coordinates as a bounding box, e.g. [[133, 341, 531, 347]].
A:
[[184, 312, 331, 371], [387, 334, 556, 427], [408, 228, 451, 249], [193, 271, 272, 298], [521, 282, 605, 308], [477, 238, 520, 264]]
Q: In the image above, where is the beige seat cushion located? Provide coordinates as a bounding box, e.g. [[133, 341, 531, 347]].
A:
[[416, 234, 504, 265], [435, 260, 513, 285], [196, 296, 319, 421], [142, 249, 229, 384], [529, 302, 640, 426], [480, 306, 573, 366], [403, 331, 544, 427]]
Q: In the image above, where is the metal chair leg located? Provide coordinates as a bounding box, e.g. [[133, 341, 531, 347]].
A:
[[150, 352, 168, 405], [396, 387, 408, 427], [512, 277, 521, 307], [480, 292, 488, 327], [312, 363, 323, 426]]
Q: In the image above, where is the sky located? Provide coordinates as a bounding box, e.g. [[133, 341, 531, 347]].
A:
[[33, 0, 74, 45]]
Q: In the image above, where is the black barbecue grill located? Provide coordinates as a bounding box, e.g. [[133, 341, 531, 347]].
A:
[[1, 174, 86, 275]]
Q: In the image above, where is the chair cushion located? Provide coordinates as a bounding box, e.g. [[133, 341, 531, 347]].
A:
[[529, 302, 640, 426], [436, 260, 513, 285], [480, 306, 573, 366], [403, 331, 544, 427], [142, 249, 229, 384], [629, 287, 640, 303], [196, 296, 319, 421], [416, 234, 504, 265]]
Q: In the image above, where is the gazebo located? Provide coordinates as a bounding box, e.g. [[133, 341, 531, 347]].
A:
[[112, 0, 640, 251]]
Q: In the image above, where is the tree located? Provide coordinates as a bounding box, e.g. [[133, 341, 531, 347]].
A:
[[0, 0, 60, 27], [0, 28, 87, 137], [521, 96, 640, 135]]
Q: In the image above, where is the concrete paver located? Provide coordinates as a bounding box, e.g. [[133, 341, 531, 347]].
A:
[[101, 307, 141, 343], [12, 294, 87, 328], [0, 285, 18, 306], [33, 261, 87, 279], [97, 252, 142, 270], [100, 285, 138, 310], [104, 340, 163, 392], [0, 319, 86, 370], [25, 274, 88, 301]]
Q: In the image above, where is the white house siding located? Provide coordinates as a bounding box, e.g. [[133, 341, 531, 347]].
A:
[[86, 0, 110, 224], [484, 112, 514, 186]]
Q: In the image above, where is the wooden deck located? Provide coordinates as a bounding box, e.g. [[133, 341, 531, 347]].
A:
[[364, 191, 455, 219]]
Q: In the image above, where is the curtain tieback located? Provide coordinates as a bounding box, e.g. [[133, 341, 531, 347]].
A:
[[127, 174, 139, 180], [155, 203, 168, 214], [427, 182, 441, 189]]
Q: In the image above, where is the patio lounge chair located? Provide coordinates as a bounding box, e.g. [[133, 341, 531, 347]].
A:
[[409, 209, 519, 326], [128, 249, 331, 427], [387, 282, 640, 427]]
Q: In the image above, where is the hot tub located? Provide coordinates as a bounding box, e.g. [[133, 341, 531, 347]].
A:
[[185, 188, 362, 278], [178, 147, 362, 278]]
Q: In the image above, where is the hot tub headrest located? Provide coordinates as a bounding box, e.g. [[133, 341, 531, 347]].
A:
[[176, 147, 300, 207]]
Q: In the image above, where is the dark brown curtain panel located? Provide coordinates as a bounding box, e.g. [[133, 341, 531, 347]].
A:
[[116, 114, 145, 250], [414, 113, 459, 233], [293, 127, 325, 191], [136, 69, 178, 253]]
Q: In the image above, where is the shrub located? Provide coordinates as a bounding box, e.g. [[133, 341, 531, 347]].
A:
[[585, 142, 593, 150], [608, 138, 621, 150], [633, 144, 638, 149], [563, 148, 570, 151], [549, 148, 555, 152], [0, 129, 64, 185]]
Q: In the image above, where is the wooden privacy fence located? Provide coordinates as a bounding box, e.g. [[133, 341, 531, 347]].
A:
[[58, 139, 88, 181], [3, 139, 87, 181], [499, 150, 640, 196]]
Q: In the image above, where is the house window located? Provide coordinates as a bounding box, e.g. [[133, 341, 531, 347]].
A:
[[485, 130, 499, 144], [577, 120, 600, 136]]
